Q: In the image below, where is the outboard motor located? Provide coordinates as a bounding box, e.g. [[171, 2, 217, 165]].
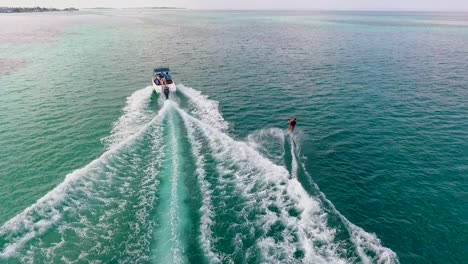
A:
[[163, 86, 170, 100]]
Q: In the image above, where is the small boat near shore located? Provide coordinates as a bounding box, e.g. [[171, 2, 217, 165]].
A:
[[153, 67, 176, 99]]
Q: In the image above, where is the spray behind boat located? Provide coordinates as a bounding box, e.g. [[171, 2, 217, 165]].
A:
[[152, 67, 176, 100], [163, 86, 170, 99]]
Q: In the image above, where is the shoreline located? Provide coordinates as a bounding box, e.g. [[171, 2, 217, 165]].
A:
[[0, 7, 78, 13]]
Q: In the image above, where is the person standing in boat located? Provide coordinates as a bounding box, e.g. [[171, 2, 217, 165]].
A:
[[287, 117, 297, 133], [159, 73, 166, 85]]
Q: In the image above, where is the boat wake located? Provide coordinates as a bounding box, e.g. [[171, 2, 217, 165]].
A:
[[0, 85, 399, 263]]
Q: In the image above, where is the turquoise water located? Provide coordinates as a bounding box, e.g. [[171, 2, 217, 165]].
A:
[[0, 10, 467, 263]]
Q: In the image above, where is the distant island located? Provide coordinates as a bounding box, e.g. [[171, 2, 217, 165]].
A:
[[0, 7, 78, 13]]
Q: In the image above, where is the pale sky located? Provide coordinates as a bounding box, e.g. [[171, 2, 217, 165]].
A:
[[2, 0, 468, 11]]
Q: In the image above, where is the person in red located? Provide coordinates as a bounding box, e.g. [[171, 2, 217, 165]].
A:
[[287, 117, 297, 133]]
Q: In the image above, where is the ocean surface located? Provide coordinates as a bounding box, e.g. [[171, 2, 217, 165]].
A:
[[0, 10, 467, 263]]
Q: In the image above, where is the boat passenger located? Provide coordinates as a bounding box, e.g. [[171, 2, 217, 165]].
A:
[[165, 72, 172, 81], [159, 73, 166, 85]]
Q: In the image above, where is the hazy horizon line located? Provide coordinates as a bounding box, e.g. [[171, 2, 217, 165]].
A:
[[3, 6, 468, 12], [78, 7, 468, 12]]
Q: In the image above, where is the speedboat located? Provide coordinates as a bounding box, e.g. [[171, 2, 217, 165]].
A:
[[153, 67, 176, 99]]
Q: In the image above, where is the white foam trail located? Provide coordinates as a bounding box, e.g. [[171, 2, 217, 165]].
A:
[[152, 103, 188, 264], [289, 135, 298, 179], [247, 128, 286, 166], [120, 120, 165, 262], [249, 126, 398, 263], [176, 107, 348, 263], [0, 89, 169, 258], [174, 97, 399, 263], [290, 133, 400, 264], [301, 165, 400, 264], [168, 110, 183, 264], [1, 85, 399, 263], [177, 84, 229, 131], [180, 110, 221, 263], [101, 86, 155, 148]]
